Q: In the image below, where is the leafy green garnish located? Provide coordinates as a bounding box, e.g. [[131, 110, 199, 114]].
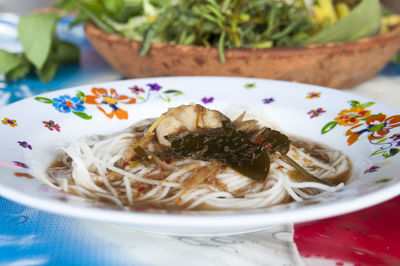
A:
[[164, 120, 270, 182], [157, 119, 330, 185]]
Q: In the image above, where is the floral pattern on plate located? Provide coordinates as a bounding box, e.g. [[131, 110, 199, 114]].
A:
[[322, 100, 400, 159], [85, 88, 136, 120], [35, 91, 92, 120], [2, 117, 18, 127]]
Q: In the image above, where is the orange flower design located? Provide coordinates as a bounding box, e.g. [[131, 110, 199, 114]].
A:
[[345, 114, 400, 145], [334, 107, 371, 126], [306, 92, 321, 99], [2, 117, 18, 127], [85, 88, 136, 120]]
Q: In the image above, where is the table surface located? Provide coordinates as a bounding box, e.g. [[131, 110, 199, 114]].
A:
[[1, 10, 400, 266]]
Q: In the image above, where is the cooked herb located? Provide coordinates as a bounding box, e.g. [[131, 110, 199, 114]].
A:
[[158, 118, 329, 184], [134, 145, 154, 164], [163, 120, 270, 182]]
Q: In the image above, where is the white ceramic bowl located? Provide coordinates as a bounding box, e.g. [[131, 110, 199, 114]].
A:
[[0, 77, 399, 236]]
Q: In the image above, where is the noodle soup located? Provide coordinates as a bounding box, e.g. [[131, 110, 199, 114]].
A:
[[41, 105, 351, 211]]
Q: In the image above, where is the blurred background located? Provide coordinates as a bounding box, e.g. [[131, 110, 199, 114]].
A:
[[1, 0, 399, 14]]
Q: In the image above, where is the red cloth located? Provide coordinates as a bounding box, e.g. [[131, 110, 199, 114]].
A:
[[294, 196, 400, 265]]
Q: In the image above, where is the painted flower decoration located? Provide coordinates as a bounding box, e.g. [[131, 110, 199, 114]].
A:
[[345, 114, 400, 145], [43, 120, 61, 132], [308, 108, 325, 118], [35, 92, 92, 120], [2, 117, 17, 127], [52, 95, 85, 113], [245, 83, 256, 89], [147, 83, 162, 91], [13, 161, 29, 169], [14, 172, 34, 179], [18, 141, 32, 150], [202, 97, 214, 104], [263, 98, 274, 104], [364, 166, 380, 174], [130, 85, 146, 95], [390, 133, 400, 141], [306, 92, 321, 99], [85, 88, 136, 120], [334, 106, 371, 126]]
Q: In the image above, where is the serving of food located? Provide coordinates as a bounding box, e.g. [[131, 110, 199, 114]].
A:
[[0, 77, 399, 235], [43, 104, 350, 210]]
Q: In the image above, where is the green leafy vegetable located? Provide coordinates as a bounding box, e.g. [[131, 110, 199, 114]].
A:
[[156, 118, 330, 184], [18, 13, 58, 69], [302, 0, 381, 45], [0, 50, 25, 74], [38, 60, 59, 83], [7, 59, 31, 81], [164, 120, 270, 182], [1, 13, 80, 82]]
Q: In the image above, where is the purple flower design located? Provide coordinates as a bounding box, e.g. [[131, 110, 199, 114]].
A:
[[13, 161, 29, 169], [52, 95, 85, 113], [147, 83, 162, 91], [263, 98, 274, 104], [202, 97, 214, 104], [18, 141, 32, 150], [364, 166, 380, 174]]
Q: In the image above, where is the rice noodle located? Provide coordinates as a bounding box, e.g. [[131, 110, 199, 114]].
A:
[[31, 117, 350, 211]]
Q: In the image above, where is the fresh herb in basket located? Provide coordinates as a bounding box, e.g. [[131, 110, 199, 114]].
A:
[[1, 0, 398, 82]]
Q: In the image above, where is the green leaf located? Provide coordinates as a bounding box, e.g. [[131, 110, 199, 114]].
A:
[[218, 31, 226, 64], [321, 121, 338, 134], [302, 0, 380, 45], [361, 113, 381, 121], [371, 149, 385, 157], [6, 61, 31, 81], [139, 10, 169, 56], [376, 137, 388, 144], [76, 91, 85, 101], [72, 111, 92, 120], [54, 0, 78, 12], [35, 97, 54, 104], [163, 89, 183, 96], [49, 38, 80, 64], [348, 100, 360, 107], [76, 1, 119, 34], [101, 0, 124, 14], [360, 102, 375, 108], [18, 13, 59, 69], [159, 95, 171, 102], [0, 50, 24, 74], [38, 60, 59, 83]]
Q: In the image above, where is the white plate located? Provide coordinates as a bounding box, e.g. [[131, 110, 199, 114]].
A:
[[1, 77, 400, 236]]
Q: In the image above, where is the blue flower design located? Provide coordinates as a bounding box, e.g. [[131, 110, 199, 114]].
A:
[[52, 95, 85, 113]]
